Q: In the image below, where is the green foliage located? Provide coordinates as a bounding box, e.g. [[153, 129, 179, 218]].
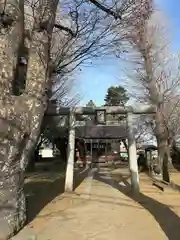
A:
[[104, 85, 129, 106], [86, 100, 96, 108], [104, 85, 129, 123]]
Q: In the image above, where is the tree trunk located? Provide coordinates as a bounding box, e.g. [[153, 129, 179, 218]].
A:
[[26, 148, 39, 172], [0, 100, 45, 239], [155, 111, 170, 182], [26, 157, 36, 172], [0, 1, 59, 238], [122, 139, 128, 151], [0, 128, 28, 239], [26, 133, 44, 172], [138, 32, 171, 183], [156, 138, 170, 182]]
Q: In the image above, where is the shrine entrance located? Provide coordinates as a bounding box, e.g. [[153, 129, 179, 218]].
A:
[[46, 102, 156, 193], [85, 138, 124, 164]]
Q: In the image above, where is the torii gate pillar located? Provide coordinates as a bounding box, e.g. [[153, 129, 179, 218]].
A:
[[127, 111, 139, 192], [65, 110, 76, 192]]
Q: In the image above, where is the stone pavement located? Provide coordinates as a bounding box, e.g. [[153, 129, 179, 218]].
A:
[[12, 166, 180, 240]]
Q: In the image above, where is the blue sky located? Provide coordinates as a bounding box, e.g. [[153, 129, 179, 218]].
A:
[[76, 1, 180, 106], [156, 0, 180, 51], [76, 58, 121, 106]]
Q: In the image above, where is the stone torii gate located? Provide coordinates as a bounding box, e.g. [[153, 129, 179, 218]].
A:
[[46, 103, 156, 193]]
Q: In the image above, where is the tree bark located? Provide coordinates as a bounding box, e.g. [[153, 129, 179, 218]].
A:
[[24, 126, 44, 172], [138, 29, 171, 182], [155, 111, 170, 182], [0, 1, 59, 238]]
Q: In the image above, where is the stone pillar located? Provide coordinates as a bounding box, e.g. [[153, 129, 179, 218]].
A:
[[119, 140, 121, 158], [65, 110, 76, 192], [127, 112, 139, 192], [84, 140, 89, 168], [90, 139, 93, 162], [105, 139, 107, 163]]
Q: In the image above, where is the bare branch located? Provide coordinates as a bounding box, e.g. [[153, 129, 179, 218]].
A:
[[54, 23, 76, 37], [89, 0, 121, 20]]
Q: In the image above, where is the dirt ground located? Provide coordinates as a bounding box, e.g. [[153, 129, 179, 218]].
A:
[[12, 163, 180, 240]]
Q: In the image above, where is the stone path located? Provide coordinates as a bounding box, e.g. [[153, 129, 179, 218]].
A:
[[12, 166, 180, 240]]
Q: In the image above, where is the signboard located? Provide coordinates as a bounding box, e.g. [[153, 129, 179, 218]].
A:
[[95, 109, 106, 125]]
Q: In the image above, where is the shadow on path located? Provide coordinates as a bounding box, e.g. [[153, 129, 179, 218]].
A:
[[169, 178, 180, 192], [94, 170, 180, 240], [172, 163, 180, 172], [62, 193, 142, 209], [25, 167, 90, 224]]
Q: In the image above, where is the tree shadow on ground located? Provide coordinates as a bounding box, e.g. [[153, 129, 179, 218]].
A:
[[62, 193, 142, 209], [25, 166, 90, 224], [96, 161, 128, 168], [172, 162, 180, 172], [94, 170, 180, 240], [169, 181, 180, 192]]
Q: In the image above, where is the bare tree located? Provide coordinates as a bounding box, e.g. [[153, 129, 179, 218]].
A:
[[120, 1, 180, 181], [133, 115, 154, 145]]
